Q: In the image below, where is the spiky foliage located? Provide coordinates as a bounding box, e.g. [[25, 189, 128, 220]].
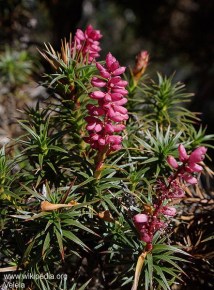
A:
[[0, 48, 33, 88], [0, 26, 213, 290]]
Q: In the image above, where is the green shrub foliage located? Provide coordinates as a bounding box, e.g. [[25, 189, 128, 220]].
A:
[[0, 25, 213, 290]]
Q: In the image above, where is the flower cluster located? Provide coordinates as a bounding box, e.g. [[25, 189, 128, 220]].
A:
[[84, 52, 128, 153], [133, 145, 207, 250], [133, 191, 178, 251], [167, 144, 207, 184], [72, 25, 102, 63]]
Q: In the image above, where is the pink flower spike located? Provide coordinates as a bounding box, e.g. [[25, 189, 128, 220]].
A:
[[133, 213, 148, 223], [86, 25, 102, 40], [167, 156, 178, 169], [72, 25, 102, 64], [189, 146, 207, 163], [85, 52, 128, 154], [178, 144, 189, 162]]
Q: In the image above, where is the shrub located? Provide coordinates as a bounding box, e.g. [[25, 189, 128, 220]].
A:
[[0, 25, 213, 290]]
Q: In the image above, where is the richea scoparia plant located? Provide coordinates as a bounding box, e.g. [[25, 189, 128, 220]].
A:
[[0, 25, 213, 290]]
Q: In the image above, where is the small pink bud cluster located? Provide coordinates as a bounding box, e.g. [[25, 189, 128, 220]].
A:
[[133, 201, 177, 247], [167, 145, 207, 184], [73, 25, 102, 63], [133, 144, 207, 250], [84, 53, 128, 152]]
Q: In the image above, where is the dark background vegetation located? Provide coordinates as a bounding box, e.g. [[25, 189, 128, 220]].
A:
[[0, 1, 213, 289]]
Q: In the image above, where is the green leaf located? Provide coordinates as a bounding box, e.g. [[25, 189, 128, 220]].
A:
[[77, 279, 92, 290], [62, 230, 89, 251], [146, 253, 153, 287], [62, 219, 98, 236], [55, 227, 64, 260], [154, 265, 170, 290], [42, 232, 51, 258]]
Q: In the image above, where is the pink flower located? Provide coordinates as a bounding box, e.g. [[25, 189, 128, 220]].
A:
[[161, 206, 176, 217], [85, 116, 103, 132], [133, 214, 148, 223], [182, 174, 197, 184], [91, 77, 106, 87], [85, 52, 128, 153], [178, 144, 189, 162], [152, 220, 166, 231], [90, 91, 105, 99], [189, 146, 207, 163], [169, 188, 185, 199], [187, 163, 203, 173], [96, 63, 111, 78], [86, 104, 105, 116], [112, 67, 126, 76], [167, 145, 207, 185], [140, 232, 152, 243], [72, 25, 102, 63], [167, 156, 178, 169]]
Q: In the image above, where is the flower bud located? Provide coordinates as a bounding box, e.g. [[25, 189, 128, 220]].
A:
[[161, 206, 176, 217], [90, 91, 105, 99], [187, 162, 203, 172], [133, 213, 148, 223], [91, 77, 106, 87], [183, 174, 197, 184], [189, 146, 207, 163], [178, 144, 189, 162], [112, 67, 126, 76], [140, 232, 152, 243], [167, 156, 178, 169]]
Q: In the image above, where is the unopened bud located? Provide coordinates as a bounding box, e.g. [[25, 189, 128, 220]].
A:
[[132, 50, 149, 84]]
